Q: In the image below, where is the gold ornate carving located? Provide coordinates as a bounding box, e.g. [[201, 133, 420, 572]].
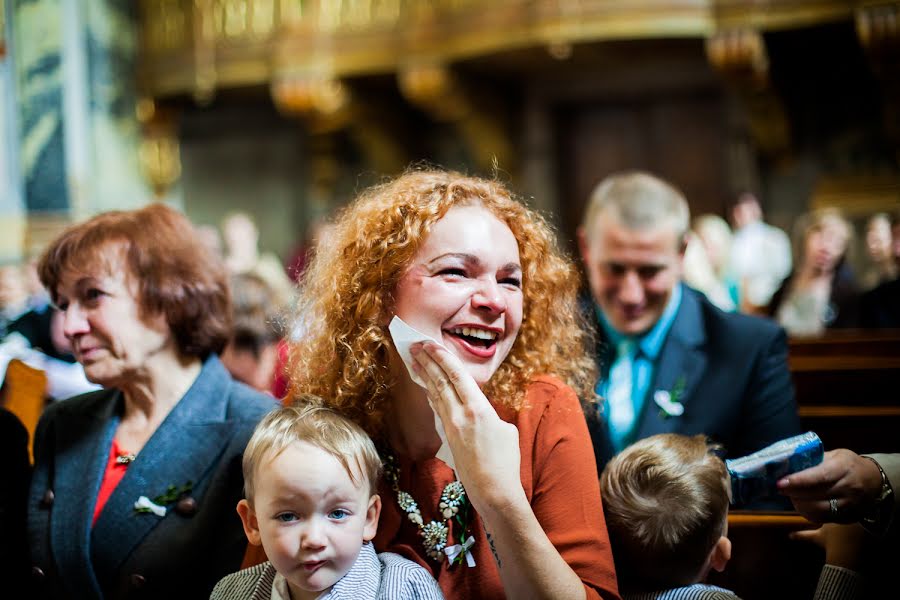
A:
[[271, 75, 351, 124], [278, 0, 304, 26], [141, 0, 188, 53], [251, 0, 277, 35], [856, 1, 900, 51], [712, 0, 852, 31], [136, 0, 874, 172], [705, 28, 768, 88], [137, 99, 182, 198], [193, 0, 218, 104], [210, 0, 276, 38], [139, 136, 182, 199], [138, 1, 867, 97], [217, 0, 249, 38]]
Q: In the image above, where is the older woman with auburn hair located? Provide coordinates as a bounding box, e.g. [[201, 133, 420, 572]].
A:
[[279, 169, 620, 599], [27, 204, 276, 599]]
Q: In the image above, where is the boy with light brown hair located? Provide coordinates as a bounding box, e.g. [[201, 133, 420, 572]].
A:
[[601, 433, 868, 600], [600, 434, 735, 599]]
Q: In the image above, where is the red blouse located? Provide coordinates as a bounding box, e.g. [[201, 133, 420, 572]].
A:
[[92, 439, 132, 526]]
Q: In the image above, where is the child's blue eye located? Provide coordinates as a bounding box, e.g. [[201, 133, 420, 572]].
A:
[[276, 513, 298, 522], [328, 509, 349, 520]]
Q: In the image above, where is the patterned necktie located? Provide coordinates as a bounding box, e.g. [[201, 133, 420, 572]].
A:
[[607, 339, 636, 452]]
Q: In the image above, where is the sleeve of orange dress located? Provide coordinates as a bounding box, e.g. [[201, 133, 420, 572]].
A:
[[240, 542, 268, 569], [525, 376, 621, 600]]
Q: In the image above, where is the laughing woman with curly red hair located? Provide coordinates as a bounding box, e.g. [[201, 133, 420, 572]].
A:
[[278, 169, 620, 599]]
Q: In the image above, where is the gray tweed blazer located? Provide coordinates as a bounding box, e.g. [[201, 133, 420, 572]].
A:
[[210, 542, 444, 600]]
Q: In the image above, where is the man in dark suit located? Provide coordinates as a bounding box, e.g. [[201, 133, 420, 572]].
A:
[[577, 171, 801, 484]]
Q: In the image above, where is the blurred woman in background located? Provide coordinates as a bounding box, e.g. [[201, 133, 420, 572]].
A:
[[769, 208, 859, 336], [860, 212, 897, 291], [693, 214, 740, 309]]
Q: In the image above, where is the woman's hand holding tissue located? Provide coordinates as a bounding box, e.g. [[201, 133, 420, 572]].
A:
[[410, 341, 525, 518]]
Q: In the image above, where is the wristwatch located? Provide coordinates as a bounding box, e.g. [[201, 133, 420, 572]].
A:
[[860, 456, 895, 535]]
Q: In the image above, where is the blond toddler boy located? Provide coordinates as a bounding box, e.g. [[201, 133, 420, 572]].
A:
[[211, 403, 444, 600]]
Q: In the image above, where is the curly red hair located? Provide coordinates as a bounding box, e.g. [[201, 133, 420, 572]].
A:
[[288, 169, 595, 438]]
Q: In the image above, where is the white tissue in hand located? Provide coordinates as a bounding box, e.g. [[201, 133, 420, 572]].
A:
[[388, 316, 438, 387], [388, 316, 457, 471]]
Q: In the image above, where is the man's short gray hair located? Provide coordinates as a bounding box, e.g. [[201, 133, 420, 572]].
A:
[[582, 171, 690, 242]]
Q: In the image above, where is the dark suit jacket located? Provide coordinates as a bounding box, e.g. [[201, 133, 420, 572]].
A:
[[589, 287, 802, 475], [27, 355, 277, 600]]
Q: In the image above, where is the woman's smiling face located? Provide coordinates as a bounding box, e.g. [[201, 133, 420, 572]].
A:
[[392, 204, 524, 387]]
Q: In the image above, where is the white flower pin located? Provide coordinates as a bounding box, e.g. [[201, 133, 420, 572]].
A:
[[654, 390, 685, 417], [134, 496, 167, 517]]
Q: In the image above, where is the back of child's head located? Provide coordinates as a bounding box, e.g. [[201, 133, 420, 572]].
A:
[[600, 433, 730, 593], [242, 397, 383, 504]]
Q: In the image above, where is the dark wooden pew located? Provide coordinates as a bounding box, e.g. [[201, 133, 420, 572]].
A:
[[707, 510, 898, 600], [789, 329, 900, 454], [704, 331, 900, 599]]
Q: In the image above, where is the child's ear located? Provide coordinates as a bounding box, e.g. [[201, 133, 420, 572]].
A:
[[237, 499, 263, 546], [709, 536, 732, 573], [363, 494, 382, 542]]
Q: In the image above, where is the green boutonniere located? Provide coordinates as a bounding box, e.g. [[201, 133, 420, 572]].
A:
[[655, 375, 686, 419], [133, 481, 193, 517]]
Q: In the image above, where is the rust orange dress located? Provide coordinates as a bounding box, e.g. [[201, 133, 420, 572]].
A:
[[374, 375, 619, 599]]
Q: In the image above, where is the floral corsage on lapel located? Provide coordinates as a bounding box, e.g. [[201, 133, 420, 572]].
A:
[[654, 375, 686, 419], [134, 481, 194, 517]]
